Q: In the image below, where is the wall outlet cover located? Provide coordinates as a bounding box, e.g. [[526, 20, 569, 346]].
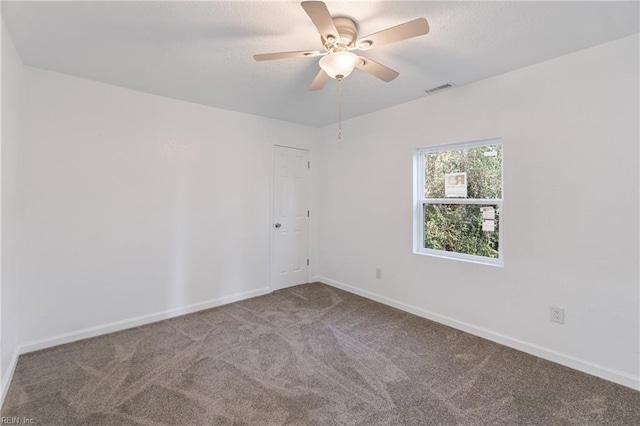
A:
[[550, 306, 565, 324]]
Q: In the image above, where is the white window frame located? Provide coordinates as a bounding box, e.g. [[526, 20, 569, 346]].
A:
[[413, 137, 504, 267]]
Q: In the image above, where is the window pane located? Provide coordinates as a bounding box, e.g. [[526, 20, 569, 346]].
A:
[[424, 144, 502, 199], [424, 203, 500, 258]]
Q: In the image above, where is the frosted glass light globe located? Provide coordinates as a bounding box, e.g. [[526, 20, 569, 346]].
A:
[[319, 51, 359, 79]]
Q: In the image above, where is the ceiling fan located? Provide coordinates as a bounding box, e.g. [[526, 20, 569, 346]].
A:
[[253, 1, 430, 90], [254, 1, 429, 138]]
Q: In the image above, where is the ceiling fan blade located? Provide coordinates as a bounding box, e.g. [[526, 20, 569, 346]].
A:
[[357, 18, 429, 49], [254, 50, 320, 61], [356, 57, 399, 82], [309, 69, 329, 91], [301, 1, 340, 42]]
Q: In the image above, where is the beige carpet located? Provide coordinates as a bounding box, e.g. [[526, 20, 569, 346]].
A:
[[3, 282, 640, 425]]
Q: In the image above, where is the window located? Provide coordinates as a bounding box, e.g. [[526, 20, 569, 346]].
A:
[[414, 138, 503, 266]]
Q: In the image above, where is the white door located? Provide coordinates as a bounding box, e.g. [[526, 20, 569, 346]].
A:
[[272, 146, 309, 290]]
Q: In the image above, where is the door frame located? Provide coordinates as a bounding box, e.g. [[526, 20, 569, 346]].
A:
[[269, 144, 311, 291]]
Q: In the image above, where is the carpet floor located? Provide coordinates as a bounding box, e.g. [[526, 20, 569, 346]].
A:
[[3, 282, 640, 425]]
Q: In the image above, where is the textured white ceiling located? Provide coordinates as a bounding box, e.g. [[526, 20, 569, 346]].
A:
[[3, 1, 639, 127]]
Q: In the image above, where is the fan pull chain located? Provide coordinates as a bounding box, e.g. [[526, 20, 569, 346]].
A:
[[338, 77, 343, 140]]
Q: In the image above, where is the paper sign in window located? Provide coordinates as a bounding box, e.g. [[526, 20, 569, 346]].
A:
[[444, 172, 467, 197], [481, 206, 495, 220], [482, 220, 495, 232]]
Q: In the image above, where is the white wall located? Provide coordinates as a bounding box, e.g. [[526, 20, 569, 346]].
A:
[[316, 34, 640, 388], [1, 21, 25, 397], [13, 66, 321, 347]]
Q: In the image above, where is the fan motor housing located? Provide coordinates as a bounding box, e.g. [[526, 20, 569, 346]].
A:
[[322, 17, 358, 49]]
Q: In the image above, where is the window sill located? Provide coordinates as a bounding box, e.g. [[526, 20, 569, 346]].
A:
[[413, 249, 504, 268]]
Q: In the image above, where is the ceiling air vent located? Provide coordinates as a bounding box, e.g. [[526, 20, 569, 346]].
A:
[[425, 82, 455, 94]]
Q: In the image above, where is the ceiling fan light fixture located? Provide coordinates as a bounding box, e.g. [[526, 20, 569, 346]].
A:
[[319, 51, 359, 79]]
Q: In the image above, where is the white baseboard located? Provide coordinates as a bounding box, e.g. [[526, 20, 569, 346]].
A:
[[1, 286, 271, 409], [19, 286, 271, 355], [1, 347, 20, 410], [316, 276, 640, 391]]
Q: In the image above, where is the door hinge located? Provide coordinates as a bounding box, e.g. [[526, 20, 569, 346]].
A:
[[307, 259, 310, 266], [307, 161, 310, 169], [307, 210, 310, 217]]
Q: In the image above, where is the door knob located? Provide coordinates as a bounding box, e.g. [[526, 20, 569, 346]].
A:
[[274, 223, 282, 228]]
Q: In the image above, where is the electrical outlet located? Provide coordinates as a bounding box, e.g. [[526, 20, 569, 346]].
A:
[[550, 306, 565, 324], [375, 268, 382, 279]]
